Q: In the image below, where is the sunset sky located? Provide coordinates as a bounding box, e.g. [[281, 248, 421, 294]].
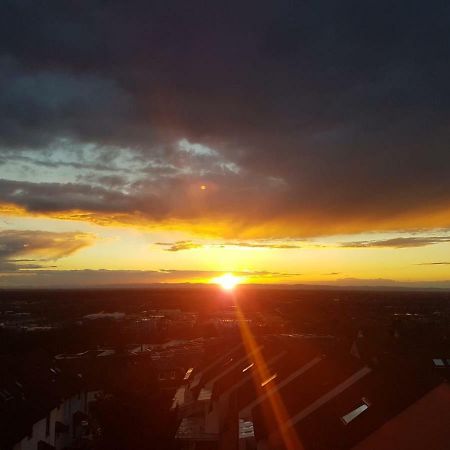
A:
[[0, 1, 449, 288]]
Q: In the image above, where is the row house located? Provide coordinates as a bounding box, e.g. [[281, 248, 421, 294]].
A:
[[174, 334, 450, 450], [0, 354, 100, 450]]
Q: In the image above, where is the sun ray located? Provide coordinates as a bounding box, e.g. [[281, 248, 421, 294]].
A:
[[232, 291, 305, 450]]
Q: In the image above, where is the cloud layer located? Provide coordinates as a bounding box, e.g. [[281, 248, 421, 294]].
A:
[[156, 240, 303, 251], [0, 229, 94, 272], [341, 236, 450, 248], [1, 1, 450, 237], [0, 268, 300, 288]]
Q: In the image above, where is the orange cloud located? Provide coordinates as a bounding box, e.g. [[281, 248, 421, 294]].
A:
[[1, 199, 450, 240]]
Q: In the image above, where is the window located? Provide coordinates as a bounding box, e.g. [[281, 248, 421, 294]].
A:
[[433, 358, 445, 367], [341, 398, 370, 425]]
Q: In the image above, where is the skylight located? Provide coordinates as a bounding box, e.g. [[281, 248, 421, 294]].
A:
[[261, 374, 277, 387], [341, 398, 370, 425]]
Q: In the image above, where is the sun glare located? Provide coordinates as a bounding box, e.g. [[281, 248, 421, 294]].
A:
[[213, 273, 240, 291]]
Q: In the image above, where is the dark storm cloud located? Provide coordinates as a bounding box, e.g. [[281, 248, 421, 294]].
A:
[[0, 57, 139, 149], [342, 236, 450, 248], [1, 1, 450, 236], [0, 178, 136, 213], [0, 229, 94, 272]]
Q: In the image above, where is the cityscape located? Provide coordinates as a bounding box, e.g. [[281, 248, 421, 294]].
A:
[[2, 286, 450, 449]]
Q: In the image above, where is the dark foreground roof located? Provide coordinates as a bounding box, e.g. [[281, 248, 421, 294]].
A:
[[254, 356, 442, 450], [352, 382, 450, 450]]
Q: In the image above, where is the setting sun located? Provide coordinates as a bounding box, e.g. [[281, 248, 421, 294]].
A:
[[213, 273, 240, 291]]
